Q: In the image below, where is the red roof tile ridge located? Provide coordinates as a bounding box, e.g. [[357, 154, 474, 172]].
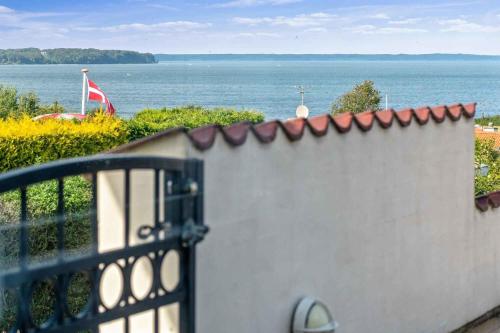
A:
[[112, 103, 477, 154], [184, 103, 476, 151]]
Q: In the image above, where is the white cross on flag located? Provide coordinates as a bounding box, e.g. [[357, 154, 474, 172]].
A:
[[87, 79, 116, 115]]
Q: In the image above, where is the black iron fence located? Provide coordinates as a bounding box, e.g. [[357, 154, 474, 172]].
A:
[[0, 155, 207, 333]]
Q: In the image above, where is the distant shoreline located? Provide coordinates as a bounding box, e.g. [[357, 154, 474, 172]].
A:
[[155, 54, 500, 62], [0, 48, 156, 65]]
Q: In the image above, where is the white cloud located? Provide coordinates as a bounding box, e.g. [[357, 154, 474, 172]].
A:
[[389, 18, 422, 25], [439, 19, 500, 32], [233, 12, 336, 27], [213, 0, 301, 8], [0, 5, 14, 14], [77, 21, 212, 33], [305, 27, 328, 33], [347, 24, 427, 34], [369, 13, 390, 20], [237, 32, 280, 37]]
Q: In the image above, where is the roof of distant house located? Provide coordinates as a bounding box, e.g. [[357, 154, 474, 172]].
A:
[[475, 128, 500, 150]]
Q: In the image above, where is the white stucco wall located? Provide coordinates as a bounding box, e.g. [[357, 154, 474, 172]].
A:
[[111, 116, 500, 333]]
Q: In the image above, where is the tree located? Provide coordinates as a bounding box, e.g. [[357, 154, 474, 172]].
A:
[[0, 86, 18, 119], [0, 85, 64, 119], [331, 80, 382, 115]]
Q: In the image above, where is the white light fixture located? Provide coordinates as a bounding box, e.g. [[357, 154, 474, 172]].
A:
[[296, 105, 309, 119], [292, 297, 338, 333]]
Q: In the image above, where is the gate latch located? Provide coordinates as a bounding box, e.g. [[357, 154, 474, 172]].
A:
[[182, 219, 209, 247]]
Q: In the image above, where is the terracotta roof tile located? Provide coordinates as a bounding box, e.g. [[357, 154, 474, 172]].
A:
[[354, 111, 375, 131], [331, 113, 353, 133], [280, 118, 306, 141], [447, 104, 463, 121], [307, 114, 330, 136], [188, 125, 218, 150], [476, 191, 500, 212], [394, 108, 413, 127], [414, 106, 431, 125], [221, 122, 251, 146], [252, 120, 279, 143], [374, 109, 394, 128], [430, 105, 447, 123], [463, 103, 477, 118]]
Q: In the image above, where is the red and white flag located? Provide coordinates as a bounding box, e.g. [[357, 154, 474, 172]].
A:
[[87, 79, 116, 115]]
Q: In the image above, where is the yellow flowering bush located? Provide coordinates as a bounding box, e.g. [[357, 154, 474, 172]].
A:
[[0, 113, 128, 172]]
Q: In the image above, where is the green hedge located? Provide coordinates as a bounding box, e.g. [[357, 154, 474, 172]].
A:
[[0, 177, 92, 329], [475, 138, 500, 196], [0, 113, 128, 172], [126, 106, 264, 141]]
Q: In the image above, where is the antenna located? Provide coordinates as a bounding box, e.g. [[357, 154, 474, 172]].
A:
[[297, 85, 306, 105]]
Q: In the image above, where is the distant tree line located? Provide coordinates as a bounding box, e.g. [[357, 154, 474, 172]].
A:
[[0, 48, 157, 64]]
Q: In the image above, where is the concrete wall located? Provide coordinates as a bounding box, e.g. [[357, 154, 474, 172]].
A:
[[110, 115, 500, 333]]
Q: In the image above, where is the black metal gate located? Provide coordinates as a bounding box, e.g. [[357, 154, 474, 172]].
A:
[[0, 155, 207, 333]]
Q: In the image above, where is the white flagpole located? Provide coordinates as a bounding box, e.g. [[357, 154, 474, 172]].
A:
[[81, 68, 89, 115]]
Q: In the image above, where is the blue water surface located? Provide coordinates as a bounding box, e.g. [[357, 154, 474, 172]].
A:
[[0, 60, 498, 119]]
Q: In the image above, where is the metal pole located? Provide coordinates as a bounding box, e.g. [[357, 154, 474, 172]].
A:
[[81, 68, 89, 115]]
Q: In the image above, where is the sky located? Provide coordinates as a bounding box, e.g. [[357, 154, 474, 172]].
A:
[[1, 0, 500, 54]]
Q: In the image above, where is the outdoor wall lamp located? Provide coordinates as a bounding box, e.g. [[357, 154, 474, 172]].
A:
[[292, 297, 338, 333]]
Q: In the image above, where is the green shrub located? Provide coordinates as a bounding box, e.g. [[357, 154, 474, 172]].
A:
[[0, 85, 65, 119], [475, 138, 500, 196], [0, 113, 128, 172], [331, 80, 382, 115], [0, 177, 92, 330], [127, 105, 264, 141]]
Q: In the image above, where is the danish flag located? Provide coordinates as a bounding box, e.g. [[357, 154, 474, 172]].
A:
[[87, 79, 116, 115]]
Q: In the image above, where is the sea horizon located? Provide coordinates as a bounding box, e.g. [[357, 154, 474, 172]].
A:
[[154, 54, 500, 62]]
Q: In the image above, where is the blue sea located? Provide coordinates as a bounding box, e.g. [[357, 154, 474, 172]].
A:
[[1, 57, 499, 119]]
